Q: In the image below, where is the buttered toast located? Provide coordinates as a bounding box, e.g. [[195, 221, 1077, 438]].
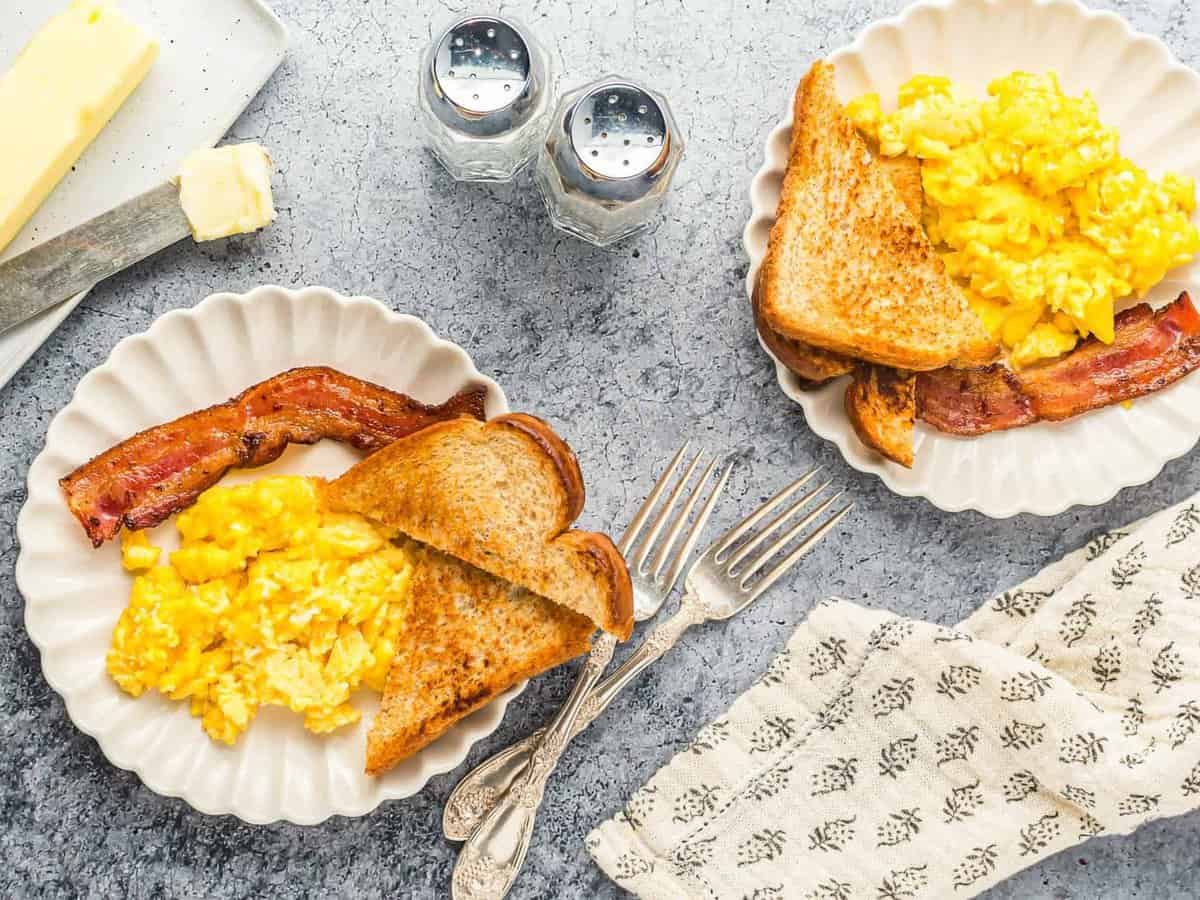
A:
[[325, 413, 634, 774], [844, 365, 917, 468], [364, 540, 595, 775], [754, 154, 925, 387], [757, 60, 996, 371], [326, 414, 633, 639]]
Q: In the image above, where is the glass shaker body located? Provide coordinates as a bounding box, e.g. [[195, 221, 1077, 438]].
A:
[[535, 77, 684, 246], [417, 15, 555, 182]]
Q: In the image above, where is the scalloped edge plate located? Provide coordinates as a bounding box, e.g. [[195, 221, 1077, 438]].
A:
[[743, 0, 1200, 517], [17, 286, 519, 824]]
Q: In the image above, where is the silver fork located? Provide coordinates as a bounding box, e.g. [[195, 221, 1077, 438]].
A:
[[442, 442, 729, 823], [451, 469, 853, 900], [442, 441, 731, 841]]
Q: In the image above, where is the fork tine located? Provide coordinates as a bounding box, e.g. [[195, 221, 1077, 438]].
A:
[[648, 455, 719, 580], [656, 459, 734, 592], [712, 467, 822, 562], [631, 449, 706, 573], [723, 480, 831, 574], [738, 491, 843, 583], [743, 504, 854, 599], [618, 442, 690, 555]]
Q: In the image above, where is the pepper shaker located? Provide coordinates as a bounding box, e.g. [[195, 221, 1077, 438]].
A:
[[417, 15, 555, 182], [535, 76, 684, 246]]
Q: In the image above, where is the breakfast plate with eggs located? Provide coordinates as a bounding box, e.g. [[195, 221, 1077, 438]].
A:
[[15, 286, 528, 823], [744, 0, 1200, 516]]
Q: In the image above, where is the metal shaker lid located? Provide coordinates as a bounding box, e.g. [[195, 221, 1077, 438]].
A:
[[425, 16, 546, 138], [568, 83, 670, 180], [551, 78, 678, 204]]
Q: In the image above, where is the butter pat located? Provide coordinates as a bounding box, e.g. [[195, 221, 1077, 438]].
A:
[[177, 144, 277, 242], [0, 1, 158, 254]]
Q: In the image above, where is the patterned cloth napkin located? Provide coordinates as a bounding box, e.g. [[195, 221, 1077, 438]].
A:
[[586, 498, 1200, 899]]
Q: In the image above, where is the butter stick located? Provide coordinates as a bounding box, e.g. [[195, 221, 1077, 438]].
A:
[[0, 0, 159, 255]]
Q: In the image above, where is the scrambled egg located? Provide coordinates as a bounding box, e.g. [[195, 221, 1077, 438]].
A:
[[108, 476, 412, 744], [847, 72, 1200, 367]]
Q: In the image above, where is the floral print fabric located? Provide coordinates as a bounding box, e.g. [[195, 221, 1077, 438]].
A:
[[586, 500, 1200, 899]]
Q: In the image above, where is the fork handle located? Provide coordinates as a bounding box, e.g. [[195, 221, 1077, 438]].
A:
[[451, 598, 706, 898], [444, 595, 700, 854], [450, 630, 614, 900], [443, 625, 619, 841]]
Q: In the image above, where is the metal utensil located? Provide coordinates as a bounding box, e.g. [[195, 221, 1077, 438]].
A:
[[443, 442, 729, 841], [442, 467, 840, 839], [451, 470, 854, 899], [0, 182, 190, 336]]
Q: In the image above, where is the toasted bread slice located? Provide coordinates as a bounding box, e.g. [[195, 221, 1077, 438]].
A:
[[876, 154, 923, 219], [325, 413, 634, 639], [755, 155, 925, 385], [365, 541, 594, 775], [754, 278, 853, 385], [758, 60, 997, 371], [845, 365, 917, 467]]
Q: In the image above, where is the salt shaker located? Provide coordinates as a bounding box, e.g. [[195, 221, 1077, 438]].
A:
[[417, 15, 555, 182], [535, 76, 684, 246]]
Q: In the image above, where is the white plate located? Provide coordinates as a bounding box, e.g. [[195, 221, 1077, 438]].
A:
[[0, 0, 287, 390], [743, 0, 1200, 517], [16, 286, 516, 824]]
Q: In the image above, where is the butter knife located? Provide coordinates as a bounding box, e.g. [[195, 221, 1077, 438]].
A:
[[0, 181, 191, 336]]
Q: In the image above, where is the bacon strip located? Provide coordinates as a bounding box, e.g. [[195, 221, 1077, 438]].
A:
[[60, 367, 488, 546], [917, 292, 1200, 435], [916, 365, 1035, 436]]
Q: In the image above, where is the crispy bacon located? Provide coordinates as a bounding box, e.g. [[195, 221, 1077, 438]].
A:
[[916, 365, 1035, 436], [917, 292, 1200, 435], [60, 367, 488, 546]]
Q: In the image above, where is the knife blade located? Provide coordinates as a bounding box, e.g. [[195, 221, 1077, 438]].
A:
[[0, 181, 192, 336]]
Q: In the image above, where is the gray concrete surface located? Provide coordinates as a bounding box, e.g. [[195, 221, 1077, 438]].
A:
[[3, 0, 1199, 897]]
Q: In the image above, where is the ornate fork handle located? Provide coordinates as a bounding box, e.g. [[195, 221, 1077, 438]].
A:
[[450, 595, 708, 899], [444, 595, 708, 841]]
